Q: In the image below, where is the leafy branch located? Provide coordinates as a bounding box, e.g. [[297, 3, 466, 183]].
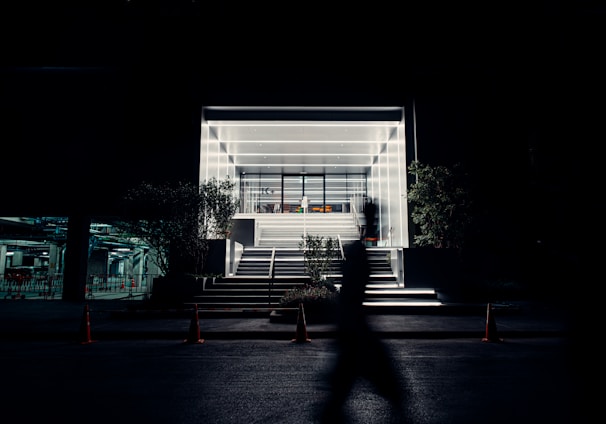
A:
[[407, 160, 471, 248], [298, 234, 341, 284], [111, 177, 239, 276]]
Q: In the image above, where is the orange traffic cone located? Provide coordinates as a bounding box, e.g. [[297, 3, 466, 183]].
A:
[[184, 304, 205, 344], [291, 303, 311, 343], [482, 303, 503, 343], [79, 303, 96, 344]]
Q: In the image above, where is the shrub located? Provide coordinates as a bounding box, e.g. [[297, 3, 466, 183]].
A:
[[111, 177, 239, 276], [407, 160, 471, 248], [279, 283, 339, 308], [279, 234, 342, 311], [298, 234, 341, 283]]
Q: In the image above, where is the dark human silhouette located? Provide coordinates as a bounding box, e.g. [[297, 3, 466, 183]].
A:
[[317, 204, 409, 423], [363, 198, 377, 240]]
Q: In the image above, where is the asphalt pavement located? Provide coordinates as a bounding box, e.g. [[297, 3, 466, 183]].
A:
[[0, 295, 575, 342]]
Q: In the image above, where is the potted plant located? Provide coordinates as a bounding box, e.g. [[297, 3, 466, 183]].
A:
[[278, 234, 341, 322], [298, 234, 341, 285], [405, 160, 471, 299]]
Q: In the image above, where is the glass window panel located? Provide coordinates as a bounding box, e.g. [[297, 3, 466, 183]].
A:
[[240, 173, 366, 213]]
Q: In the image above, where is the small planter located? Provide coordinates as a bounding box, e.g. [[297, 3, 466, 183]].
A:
[[272, 301, 337, 324], [150, 275, 205, 306], [403, 247, 463, 301], [202, 239, 228, 276]]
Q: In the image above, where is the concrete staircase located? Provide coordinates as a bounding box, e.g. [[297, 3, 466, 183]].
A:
[[193, 275, 311, 313], [193, 247, 309, 312], [194, 245, 443, 314], [233, 247, 306, 277], [252, 212, 360, 248], [358, 249, 442, 312]]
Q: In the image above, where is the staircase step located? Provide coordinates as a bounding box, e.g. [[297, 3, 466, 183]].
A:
[[249, 212, 360, 248], [205, 240, 445, 312]]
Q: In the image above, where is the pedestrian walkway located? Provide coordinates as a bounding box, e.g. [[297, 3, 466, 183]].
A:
[[0, 296, 574, 342]]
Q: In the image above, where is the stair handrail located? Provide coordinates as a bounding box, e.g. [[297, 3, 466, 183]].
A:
[[268, 247, 276, 306], [337, 234, 345, 261], [268, 247, 276, 279]]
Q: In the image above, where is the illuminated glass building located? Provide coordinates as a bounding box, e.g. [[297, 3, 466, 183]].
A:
[[201, 106, 414, 248]]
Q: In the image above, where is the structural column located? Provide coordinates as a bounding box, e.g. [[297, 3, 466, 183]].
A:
[[47, 242, 61, 278], [62, 215, 91, 302], [0, 244, 7, 277], [132, 248, 144, 287], [11, 251, 24, 266]]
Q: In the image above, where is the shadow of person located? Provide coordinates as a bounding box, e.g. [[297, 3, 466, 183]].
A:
[[317, 238, 411, 424], [363, 198, 377, 241]]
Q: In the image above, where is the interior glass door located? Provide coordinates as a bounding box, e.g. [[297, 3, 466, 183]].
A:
[[282, 175, 325, 213], [303, 175, 325, 212]]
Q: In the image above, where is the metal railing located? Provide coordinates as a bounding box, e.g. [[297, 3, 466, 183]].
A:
[[337, 234, 345, 261], [1, 274, 63, 300], [268, 247, 276, 306], [268, 247, 276, 279], [0, 273, 160, 300]]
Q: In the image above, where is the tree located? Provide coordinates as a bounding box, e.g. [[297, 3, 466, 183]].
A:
[[279, 234, 341, 315], [200, 177, 240, 239], [299, 233, 342, 284], [112, 177, 239, 276], [407, 160, 471, 249]]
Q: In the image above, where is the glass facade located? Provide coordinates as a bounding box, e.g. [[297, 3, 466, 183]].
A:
[[239, 173, 367, 214], [0, 217, 158, 300], [200, 106, 410, 247]]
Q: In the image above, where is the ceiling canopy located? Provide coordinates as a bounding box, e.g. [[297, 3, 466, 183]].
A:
[[203, 107, 405, 174]]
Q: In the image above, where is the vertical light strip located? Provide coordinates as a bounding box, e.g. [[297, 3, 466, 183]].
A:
[[398, 119, 405, 247], [201, 119, 209, 182], [205, 123, 210, 182], [386, 142, 391, 246], [198, 117, 206, 183], [413, 98, 418, 163], [378, 153, 382, 242], [230, 156, 236, 180], [215, 136, 220, 180]]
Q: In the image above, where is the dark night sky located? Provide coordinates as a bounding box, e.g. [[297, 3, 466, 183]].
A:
[[1, 1, 603, 253]]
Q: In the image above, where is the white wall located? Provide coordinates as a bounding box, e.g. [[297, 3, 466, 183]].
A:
[[367, 116, 409, 247], [200, 118, 236, 184]]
